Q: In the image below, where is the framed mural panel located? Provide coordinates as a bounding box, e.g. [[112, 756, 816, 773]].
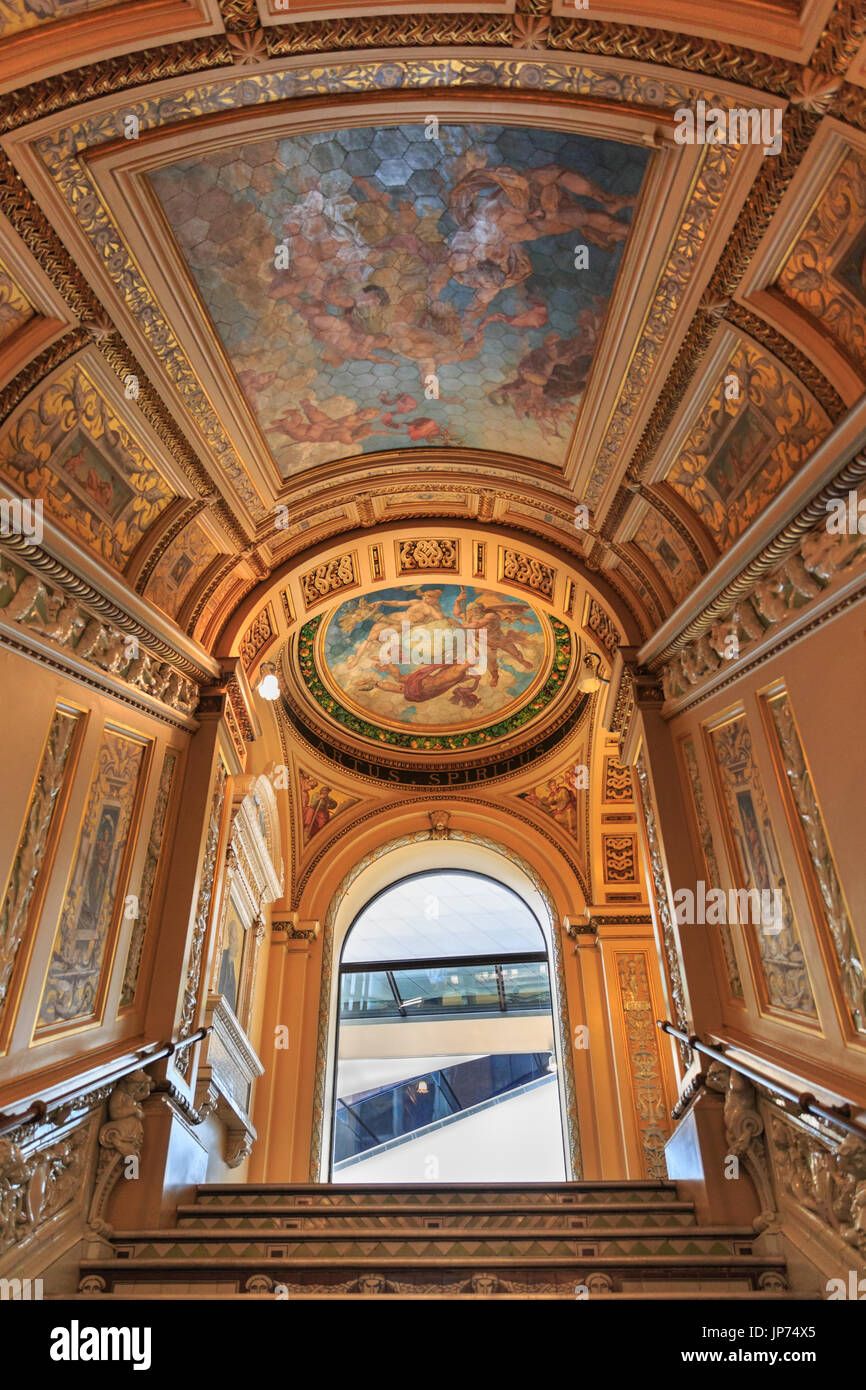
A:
[[0, 701, 87, 1052], [676, 732, 744, 1003], [33, 724, 152, 1039], [118, 743, 184, 1011], [703, 706, 818, 1028], [759, 681, 865, 1043]]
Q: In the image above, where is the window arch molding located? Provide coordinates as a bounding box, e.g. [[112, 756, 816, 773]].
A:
[[310, 831, 581, 1181]]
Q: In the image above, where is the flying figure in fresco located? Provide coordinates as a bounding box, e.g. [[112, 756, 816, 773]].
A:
[[488, 303, 606, 438], [341, 589, 449, 670], [454, 587, 535, 687], [360, 662, 483, 709], [270, 398, 395, 447], [430, 162, 636, 320]]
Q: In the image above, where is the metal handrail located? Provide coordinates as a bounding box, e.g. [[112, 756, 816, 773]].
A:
[[659, 1020, 866, 1141], [0, 1026, 212, 1137]]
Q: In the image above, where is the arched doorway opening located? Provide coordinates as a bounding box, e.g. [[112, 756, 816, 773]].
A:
[[330, 869, 567, 1183]]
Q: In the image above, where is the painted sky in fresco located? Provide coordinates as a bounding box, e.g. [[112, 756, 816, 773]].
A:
[[150, 125, 649, 476], [319, 583, 548, 731]]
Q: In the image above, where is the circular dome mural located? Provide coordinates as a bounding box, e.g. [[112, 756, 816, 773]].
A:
[[297, 583, 572, 752]]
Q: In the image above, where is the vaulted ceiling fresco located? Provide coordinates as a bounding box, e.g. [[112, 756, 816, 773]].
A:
[[0, 0, 863, 718], [150, 124, 648, 474]]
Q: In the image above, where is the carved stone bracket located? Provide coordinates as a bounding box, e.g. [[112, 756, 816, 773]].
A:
[[87, 1070, 153, 1236], [706, 1061, 779, 1235], [272, 914, 320, 942], [427, 810, 452, 840], [562, 912, 599, 948]]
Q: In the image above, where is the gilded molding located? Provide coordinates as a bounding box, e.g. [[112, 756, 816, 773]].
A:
[[0, 539, 209, 687], [653, 450, 866, 667], [634, 750, 690, 1060], [0, 329, 88, 429], [176, 761, 227, 1073]]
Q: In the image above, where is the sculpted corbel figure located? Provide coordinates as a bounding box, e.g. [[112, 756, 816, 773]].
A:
[[752, 573, 788, 624], [707, 1062, 778, 1233], [88, 1070, 153, 1235]]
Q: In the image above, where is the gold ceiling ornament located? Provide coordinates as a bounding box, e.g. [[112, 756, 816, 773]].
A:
[[134, 500, 209, 593], [587, 138, 740, 510], [810, 0, 866, 78], [226, 30, 267, 65], [0, 327, 87, 431], [790, 67, 844, 113], [724, 301, 845, 421], [607, 107, 827, 515], [0, 152, 93, 318], [219, 0, 260, 31], [709, 106, 823, 304], [512, 14, 551, 50], [0, 153, 246, 541], [633, 485, 707, 572], [547, 18, 796, 97]]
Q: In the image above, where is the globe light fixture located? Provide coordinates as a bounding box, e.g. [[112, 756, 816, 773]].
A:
[[577, 651, 610, 694], [256, 661, 280, 701]]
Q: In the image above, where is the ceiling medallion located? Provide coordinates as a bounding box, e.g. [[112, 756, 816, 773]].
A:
[[296, 581, 571, 753]]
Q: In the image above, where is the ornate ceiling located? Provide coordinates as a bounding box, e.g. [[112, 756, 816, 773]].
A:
[[0, 0, 863, 779]]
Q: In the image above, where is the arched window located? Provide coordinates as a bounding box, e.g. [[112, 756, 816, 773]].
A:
[[331, 870, 567, 1183]]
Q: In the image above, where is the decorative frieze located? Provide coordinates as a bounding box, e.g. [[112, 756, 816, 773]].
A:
[[615, 951, 670, 1180], [300, 552, 358, 608], [396, 538, 458, 573], [0, 550, 200, 716], [0, 1114, 93, 1258], [764, 1103, 866, 1260], [602, 834, 638, 883], [661, 487, 866, 701], [602, 756, 633, 803], [584, 596, 619, 658], [239, 605, 275, 671], [498, 547, 555, 600]]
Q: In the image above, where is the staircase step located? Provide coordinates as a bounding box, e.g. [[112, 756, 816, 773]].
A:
[[176, 1202, 698, 1231], [77, 1180, 798, 1299], [103, 1227, 757, 1260], [192, 1182, 684, 1211]]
